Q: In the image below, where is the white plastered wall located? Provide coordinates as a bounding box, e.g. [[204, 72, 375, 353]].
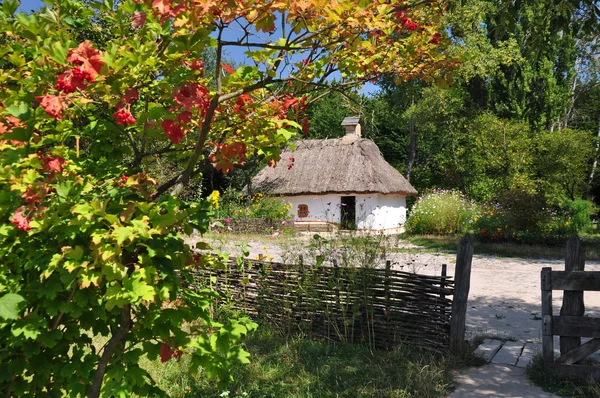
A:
[[355, 194, 407, 230], [282, 193, 407, 230], [283, 194, 342, 224]]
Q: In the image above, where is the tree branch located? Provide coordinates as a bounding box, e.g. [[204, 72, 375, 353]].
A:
[[88, 304, 132, 398]]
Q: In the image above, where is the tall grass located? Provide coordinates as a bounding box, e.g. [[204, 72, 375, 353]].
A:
[[406, 189, 479, 235], [141, 325, 465, 397], [527, 355, 600, 398]]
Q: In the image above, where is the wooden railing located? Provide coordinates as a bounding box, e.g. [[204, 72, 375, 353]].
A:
[[541, 235, 600, 379]]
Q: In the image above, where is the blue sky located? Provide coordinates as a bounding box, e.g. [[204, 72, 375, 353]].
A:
[[16, 0, 379, 95], [18, 0, 45, 12]]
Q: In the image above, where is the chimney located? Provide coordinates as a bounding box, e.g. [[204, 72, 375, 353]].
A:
[[341, 116, 361, 137]]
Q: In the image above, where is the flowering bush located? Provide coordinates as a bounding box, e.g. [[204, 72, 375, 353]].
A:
[[0, 0, 448, 395], [474, 204, 570, 244], [406, 189, 480, 234], [475, 198, 597, 244]]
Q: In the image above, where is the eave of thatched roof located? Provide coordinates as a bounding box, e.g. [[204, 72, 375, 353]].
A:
[[251, 136, 417, 196]]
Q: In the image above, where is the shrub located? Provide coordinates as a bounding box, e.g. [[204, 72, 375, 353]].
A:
[[563, 199, 597, 234], [474, 189, 571, 244], [474, 190, 598, 244], [214, 188, 292, 220], [406, 189, 479, 234]]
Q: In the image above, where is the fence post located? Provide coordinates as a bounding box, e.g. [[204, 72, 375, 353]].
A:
[[450, 234, 474, 350], [384, 260, 391, 343], [541, 267, 554, 362], [440, 264, 447, 319], [560, 235, 585, 356]]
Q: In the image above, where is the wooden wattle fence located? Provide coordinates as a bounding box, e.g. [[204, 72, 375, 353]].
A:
[[187, 235, 474, 350]]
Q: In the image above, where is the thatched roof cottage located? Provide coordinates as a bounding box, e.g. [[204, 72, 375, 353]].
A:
[[251, 117, 417, 232]]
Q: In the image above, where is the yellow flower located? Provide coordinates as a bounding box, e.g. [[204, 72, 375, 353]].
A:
[[210, 190, 220, 209]]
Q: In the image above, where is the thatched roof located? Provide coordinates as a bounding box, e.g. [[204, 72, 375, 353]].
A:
[[251, 136, 417, 196]]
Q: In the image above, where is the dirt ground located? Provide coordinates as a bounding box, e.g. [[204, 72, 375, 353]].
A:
[[190, 233, 600, 342]]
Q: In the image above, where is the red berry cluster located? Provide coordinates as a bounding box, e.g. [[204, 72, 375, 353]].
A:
[[38, 41, 105, 120], [113, 107, 137, 126], [395, 11, 419, 31]]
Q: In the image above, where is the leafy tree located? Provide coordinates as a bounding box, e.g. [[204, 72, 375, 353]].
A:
[[0, 0, 450, 396]]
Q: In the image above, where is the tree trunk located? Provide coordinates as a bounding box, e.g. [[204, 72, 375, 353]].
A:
[[405, 118, 416, 181], [562, 73, 579, 129], [246, 172, 252, 208], [589, 118, 600, 185], [88, 305, 132, 398]]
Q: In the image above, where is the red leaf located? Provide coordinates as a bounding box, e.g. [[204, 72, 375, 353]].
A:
[[152, 0, 171, 18], [174, 83, 210, 112], [44, 156, 66, 173], [234, 94, 251, 116], [191, 59, 205, 74], [67, 41, 105, 80], [131, 11, 147, 29], [36, 95, 66, 120], [429, 32, 442, 45], [122, 88, 139, 104], [161, 120, 184, 144], [160, 343, 174, 363], [10, 206, 31, 231], [177, 111, 192, 125], [221, 62, 234, 74]]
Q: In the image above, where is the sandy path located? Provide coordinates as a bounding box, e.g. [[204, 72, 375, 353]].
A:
[[191, 235, 600, 342]]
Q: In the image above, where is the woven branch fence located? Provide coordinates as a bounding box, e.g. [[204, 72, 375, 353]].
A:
[[189, 258, 455, 349]]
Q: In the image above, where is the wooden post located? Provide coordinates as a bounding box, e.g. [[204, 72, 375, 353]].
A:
[[450, 234, 473, 350], [541, 267, 554, 362], [440, 263, 447, 319], [384, 260, 391, 343], [560, 235, 585, 356]]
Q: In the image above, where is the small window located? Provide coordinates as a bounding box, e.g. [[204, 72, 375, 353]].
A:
[[297, 204, 309, 218]]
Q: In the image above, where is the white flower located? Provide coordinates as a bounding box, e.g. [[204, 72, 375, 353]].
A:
[[220, 392, 230, 397]]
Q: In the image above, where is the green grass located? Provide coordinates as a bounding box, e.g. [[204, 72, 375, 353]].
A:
[[140, 326, 481, 398], [527, 355, 600, 398], [401, 234, 600, 261]]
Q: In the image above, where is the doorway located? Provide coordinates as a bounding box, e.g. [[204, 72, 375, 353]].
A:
[[340, 196, 356, 230]]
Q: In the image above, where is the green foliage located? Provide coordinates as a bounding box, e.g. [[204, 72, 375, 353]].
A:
[[562, 199, 597, 234], [535, 129, 595, 203], [217, 188, 292, 220], [406, 189, 479, 235], [0, 147, 257, 395], [475, 191, 597, 244], [474, 189, 570, 244]]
